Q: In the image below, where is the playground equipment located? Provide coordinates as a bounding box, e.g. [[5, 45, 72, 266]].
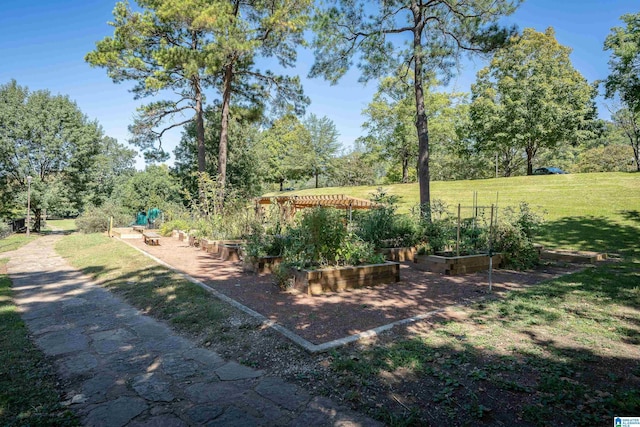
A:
[[134, 208, 161, 228]]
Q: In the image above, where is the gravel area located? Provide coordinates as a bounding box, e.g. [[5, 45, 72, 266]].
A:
[[127, 235, 580, 345]]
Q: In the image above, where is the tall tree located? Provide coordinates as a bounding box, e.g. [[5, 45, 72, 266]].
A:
[[261, 114, 311, 191], [310, 0, 519, 217], [87, 0, 310, 195], [173, 104, 265, 197], [0, 80, 103, 227], [604, 12, 640, 113], [113, 164, 182, 213], [360, 70, 464, 183], [85, 136, 137, 207], [470, 28, 595, 175], [360, 72, 417, 183], [611, 107, 640, 171], [303, 114, 340, 188]]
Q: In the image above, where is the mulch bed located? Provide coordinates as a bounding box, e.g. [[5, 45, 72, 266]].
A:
[[127, 235, 581, 345]]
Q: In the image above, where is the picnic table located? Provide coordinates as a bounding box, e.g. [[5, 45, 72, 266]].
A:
[[143, 231, 161, 246]]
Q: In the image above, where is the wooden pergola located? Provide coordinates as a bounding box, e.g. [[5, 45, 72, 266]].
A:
[[254, 194, 378, 219]]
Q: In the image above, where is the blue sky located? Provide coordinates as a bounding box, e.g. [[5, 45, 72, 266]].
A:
[[1, 1, 638, 169]]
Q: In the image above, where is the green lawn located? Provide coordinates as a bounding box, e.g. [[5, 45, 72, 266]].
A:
[[55, 234, 234, 334], [0, 234, 37, 253], [267, 172, 640, 257], [44, 219, 77, 233]]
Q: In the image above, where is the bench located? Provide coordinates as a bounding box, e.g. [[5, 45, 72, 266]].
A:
[[133, 225, 146, 233], [143, 231, 161, 246]]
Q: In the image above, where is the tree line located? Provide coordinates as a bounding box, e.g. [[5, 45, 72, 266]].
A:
[[1, 1, 639, 226]]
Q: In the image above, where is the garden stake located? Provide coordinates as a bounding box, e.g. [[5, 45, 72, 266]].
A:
[[489, 205, 494, 293], [456, 203, 461, 257]]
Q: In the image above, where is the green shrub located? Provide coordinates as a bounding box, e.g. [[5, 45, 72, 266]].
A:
[[336, 233, 385, 266], [159, 219, 191, 236], [356, 190, 421, 248], [493, 202, 544, 269], [0, 222, 10, 239], [421, 217, 455, 254], [244, 225, 286, 259], [76, 200, 131, 233], [272, 207, 384, 270]]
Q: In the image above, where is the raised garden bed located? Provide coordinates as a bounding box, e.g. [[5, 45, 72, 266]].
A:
[[111, 227, 143, 240], [201, 239, 245, 257], [540, 249, 607, 264], [413, 253, 503, 275], [243, 256, 283, 274], [219, 243, 243, 262], [291, 261, 400, 296], [378, 246, 416, 262]]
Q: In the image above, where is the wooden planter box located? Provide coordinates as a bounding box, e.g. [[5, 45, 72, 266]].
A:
[[413, 253, 503, 275], [378, 246, 416, 262], [243, 256, 283, 274], [540, 249, 606, 264], [199, 238, 215, 251], [203, 239, 245, 256], [112, 228, 143, 240], [292, 262, 400, 296], [219, 243, 243, 262]]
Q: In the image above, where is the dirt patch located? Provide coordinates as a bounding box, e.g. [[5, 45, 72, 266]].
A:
[[127, 235, 580, 345]]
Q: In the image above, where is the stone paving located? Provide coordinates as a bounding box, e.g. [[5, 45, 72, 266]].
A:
[[6, 234, 382, 427]]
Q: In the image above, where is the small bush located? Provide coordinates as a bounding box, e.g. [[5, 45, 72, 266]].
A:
[[160, 219, 191, 236], [493, 202, 544, 269], [76, 200, 131, 233], [356, 190, 421, 248], [0, 222, 10, 239]]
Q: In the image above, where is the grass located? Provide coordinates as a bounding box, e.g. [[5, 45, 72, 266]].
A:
[[0, 234, 37, 253], [263, 172, 640, 424], [266, 172, 640, 256], [44, 219, 77, 233], [330, 261, 640, 425], [47, 172, 639, 425], [0, 258, 77, 426], [55, 234, 233, 334]]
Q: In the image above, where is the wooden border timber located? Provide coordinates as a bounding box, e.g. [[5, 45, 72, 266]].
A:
[[413, 253, 503, 275], [292, 262, 400, 296]]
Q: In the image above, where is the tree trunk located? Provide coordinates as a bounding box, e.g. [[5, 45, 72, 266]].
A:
[[526, 145, 535, 175], [402, 154, 409, 183], [194, 79, 206, 173], [219, 63, 233, 193], [315, 168, 319, 188], [279, 179, 284, 191], [34, 208, 42, 232], [411, 2, 430, 220]]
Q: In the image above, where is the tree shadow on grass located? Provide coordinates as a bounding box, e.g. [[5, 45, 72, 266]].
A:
[[619, 210, 640, 224], [539, 216, 640, 258]]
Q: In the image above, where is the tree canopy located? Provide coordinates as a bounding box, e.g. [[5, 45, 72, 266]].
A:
[[310, 0, 520, 216], [470, 27, 595, 175], [303, 114, 340, 188], [0, 80, 108, 223], [87, 0, 311, 198], [604, 12, 640, 113], [261, 113, 311, 191]]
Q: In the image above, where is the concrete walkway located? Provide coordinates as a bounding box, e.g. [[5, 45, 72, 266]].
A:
[[6, 234, 381, 427]]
